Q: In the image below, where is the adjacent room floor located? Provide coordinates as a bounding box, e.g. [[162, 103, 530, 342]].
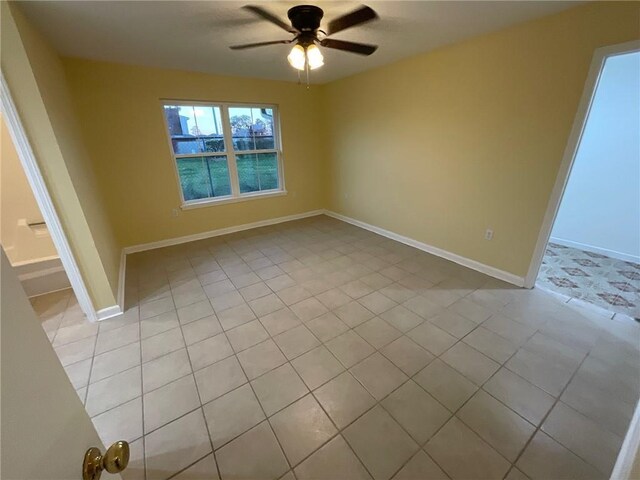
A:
[[33, 216, 639, 480], [538, 242, 640, 319]]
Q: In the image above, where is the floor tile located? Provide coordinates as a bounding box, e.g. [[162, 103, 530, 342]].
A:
[[314, 372, 376, 429], [95, 323, 139, 355], [121, 437, 145, 480], [92, 397, 143, 445], [143, 348, 192, 392], [239, 282, 272, 302], [54, 336, 96, 366], [440, 342, 500, 385], [295, 435, 372, 480], [217, 303, 256, 331], [425, 417, 510, 480], [143, 374, 200, 433], [65, 358, 92, 389], [402, 295, 443, 319], [380, 336, 434, 376], [350, 353, 408, 401], [217, 421, 289, 480], [334, 301, 376, 328], [210, 291, 245, 313], [406, 322, 457, 356], [91, 342, 140, 383], [392, 451, 448, 480], [260, 308, 302, 336], [145, 409, 212, 480], [291, 346, 345, 390], [504, 467, 530, 480], [325, 330, 375, 368], [358, 292, 397, 315], [379, 305, 424, 333], [342, 279, 375, 299], [274, 324, 320, 360], [429, 311, 477, 338], [52, 321, 98, 347], [483, 368, 555, 426], [542, 402, 622, 475], [458, 390, 535, 461], [277, 285, 312, 306], [343, 406, 419, 480], [290, 297, 328, 322], [463, 326, 518, 363], [317, 288, 353, 310], [226, 319, 269, 352], [140, 296, 175, 320], [483, 314, 536, 345], [237, 339, 287, 379], [177, 299, 214, 325], [355, 317, 403, 349], [85, 366, 141, 417], [141, 310, 180, 339], [306, 312, 350, 342], [252, 363, 309, 416], [381, 380, 451, 445], [250, 293, 286, 317], [187, 332, 234, 371], [182, 314, 222, 345], [516, 431, 602, 480], [505, 348, 575, 397], [447, 298, 494, 324], [195, 355, 247, 403], [141, 327, 185, 363], [271, 394, 337, 465], [173, 454, 219, 480], [203, 384, 265, 449], [414, 359, 477, 412]]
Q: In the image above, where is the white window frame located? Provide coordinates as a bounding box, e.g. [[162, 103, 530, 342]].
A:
[[161, 100, 286, 209]]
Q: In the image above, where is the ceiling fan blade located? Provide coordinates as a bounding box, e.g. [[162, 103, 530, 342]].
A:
[[321, 38, 377, 56], [326, 5, 378, 36], [229, 39, 293, 50], [243, 5, 297, 33]]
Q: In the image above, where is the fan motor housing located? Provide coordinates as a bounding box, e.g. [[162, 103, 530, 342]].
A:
[[287, 5, 324, 32]]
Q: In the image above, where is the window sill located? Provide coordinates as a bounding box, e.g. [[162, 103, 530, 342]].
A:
[[180, 190, 287, 210]]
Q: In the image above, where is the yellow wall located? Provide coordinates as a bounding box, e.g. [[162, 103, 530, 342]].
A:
[[321, 1, 640, 279], [1, 3, 120, 309], [1, 115, 58, 264], [63, 59, 328, 248]]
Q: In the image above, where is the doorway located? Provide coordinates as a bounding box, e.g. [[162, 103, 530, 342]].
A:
[[530, 46, 640, 318]]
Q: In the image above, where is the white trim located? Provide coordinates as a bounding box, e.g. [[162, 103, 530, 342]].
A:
[[0, 72, 99, 322], [611, 400, 640, 480], [549, 237, 640, 264], [524, 40, 640, 289], [118, 250, 126, 312], [123, 210, 324, 254], [11, 254, 60, 267], [96, 305, 123, 321], [181, 190, 287, 210], [324, 211, 525, 287]]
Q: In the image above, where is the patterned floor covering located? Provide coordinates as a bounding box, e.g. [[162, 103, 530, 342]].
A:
[[537, 242, 640, 319]]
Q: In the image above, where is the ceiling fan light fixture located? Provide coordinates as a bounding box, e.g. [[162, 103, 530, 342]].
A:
[[287, 44, 306, 70], [306, 44, 324, 69]]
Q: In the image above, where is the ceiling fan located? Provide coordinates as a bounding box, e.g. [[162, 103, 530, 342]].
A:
[[229, 4, 379, 72]]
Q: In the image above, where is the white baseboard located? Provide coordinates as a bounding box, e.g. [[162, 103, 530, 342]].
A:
[[123, 210, 325, 255], [118, 250, 126, 311], [611, 398, 640, 480], [96, 305, 123, 321], [325, 210, 525, 287], [549, 237, 640, 264]]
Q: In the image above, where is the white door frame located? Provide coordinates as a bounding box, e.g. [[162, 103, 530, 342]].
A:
[[524, 39, 640, 289], [1, 72, 98, 322]]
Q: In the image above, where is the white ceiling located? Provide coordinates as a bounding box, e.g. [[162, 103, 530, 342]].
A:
[[17, 1, 583, 84]]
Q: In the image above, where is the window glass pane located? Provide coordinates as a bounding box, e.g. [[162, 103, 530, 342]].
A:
[[229, 107, 275, 151], [237, 153, 279, 194], [164, 105, 224, 154], [177, 156, 231, 201]]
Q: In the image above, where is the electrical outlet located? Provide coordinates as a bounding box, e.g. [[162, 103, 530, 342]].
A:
[[485, 229, 493, 240]]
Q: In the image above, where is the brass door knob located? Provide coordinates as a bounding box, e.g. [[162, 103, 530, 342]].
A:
[[82, 440, 130, 480]]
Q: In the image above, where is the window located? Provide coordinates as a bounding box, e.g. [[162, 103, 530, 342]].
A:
[[162, 102, 284, 207]]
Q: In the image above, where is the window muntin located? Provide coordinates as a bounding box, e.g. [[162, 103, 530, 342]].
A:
[[162, 102, 283, 206]]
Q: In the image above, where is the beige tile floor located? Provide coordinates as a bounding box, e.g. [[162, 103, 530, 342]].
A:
[[32, 215, 640, 480]]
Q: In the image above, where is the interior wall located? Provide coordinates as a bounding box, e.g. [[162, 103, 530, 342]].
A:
[[62, 59, 328, 248], [321, 1, 640, 280], [1, 3, 120, 309], [551, 51, 640, 263], [1, 114, 58, 265]]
